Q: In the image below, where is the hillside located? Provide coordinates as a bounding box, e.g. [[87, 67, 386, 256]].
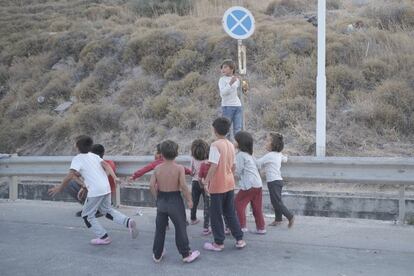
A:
[[0, 0, 413, 156]]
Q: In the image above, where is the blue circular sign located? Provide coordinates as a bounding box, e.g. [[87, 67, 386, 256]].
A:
[[222, 6, 255, 40]]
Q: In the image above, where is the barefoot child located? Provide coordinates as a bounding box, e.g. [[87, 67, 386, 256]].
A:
[[203, 117, 246, 251], [189, 139, 211, 235], [256, 132, 294, 228], [234, 131, 266, 234], [64, 136, 138, 244], [150, 140, 200, 263]]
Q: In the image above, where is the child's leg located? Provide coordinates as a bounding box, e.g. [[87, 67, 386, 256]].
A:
[[235, 189, 251, 228], [168, 196, 191, 258], [153, 210, 169, 259], [99, 194, 130, 227], [267, 182, 282, 221], [233, 106, 243, 134], [268, 181, 293, 221], [190, 181, 202, 221], [222, 190, 243, 241], [81, 196, 107, 238], [251, 188, 265, 230], [210, 193, 226, 245], [202, 193, 211, 229]]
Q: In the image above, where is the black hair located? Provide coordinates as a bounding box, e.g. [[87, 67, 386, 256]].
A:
[[156, 143, 161, 154], [76, 135, 93, 154], [212, 117, 231, 136], [269, 132, 284, 152], [160, 140, 178, 160], [221, 59, 236, 74], [191, 139, 209, 161], [91, 144, 105, 158], [235, 131, 253, 155]]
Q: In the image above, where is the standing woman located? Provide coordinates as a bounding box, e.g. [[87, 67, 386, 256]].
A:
[[218, 59, 242, 139]]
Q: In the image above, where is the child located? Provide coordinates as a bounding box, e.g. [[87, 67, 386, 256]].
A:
[[219, 59, 242, 138], [150, 140, 200, 263], [91, 144, 117, 206], [234, 131, 266, 234], [189, 139, 211, 235], [129, 144, 191, 181], [256, 132, 295, 228], [203, 117, 246, 251], [63, 135, 138, 244]]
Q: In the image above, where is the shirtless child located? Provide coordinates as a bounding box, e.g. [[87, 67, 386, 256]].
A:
[[150, 140, 200, 263]]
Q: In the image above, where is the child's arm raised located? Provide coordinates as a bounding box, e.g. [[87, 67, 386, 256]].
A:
[[179, 166, 193, 209]]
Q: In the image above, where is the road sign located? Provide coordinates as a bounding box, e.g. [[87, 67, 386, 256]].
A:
[[222, 6, 255, 40]]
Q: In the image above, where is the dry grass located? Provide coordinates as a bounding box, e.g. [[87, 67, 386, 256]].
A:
[[0, 0, 413, 157]]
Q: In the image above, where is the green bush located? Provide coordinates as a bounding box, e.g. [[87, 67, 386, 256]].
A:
[[79, 39, 118, 71], [73, 76, 104, 103], [71, 104, 123, 134], [265, 0, 311, 17], [352, 80, 414, 134], [327, 64, 363, 97], [47, 31, 89, 61], [21, 113, 56, 142], [123, 30, 187, 66], [162, 72, 202, 97], [92, 57, 122, 87], [129, 0, 193, 17], [145, 95, 170, 119], [364, 3, 414, 30], [164, 49, 205, 80], [40, 72, 72, 103], [166, 104, 200, 129], [118, 78, 160, 107], [362, 59, 390, 87]]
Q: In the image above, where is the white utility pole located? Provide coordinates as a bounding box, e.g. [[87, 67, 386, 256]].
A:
[[316, 0, 326, 157]]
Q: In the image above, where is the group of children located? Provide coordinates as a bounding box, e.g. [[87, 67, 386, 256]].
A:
[[52, 116, 293, 264]]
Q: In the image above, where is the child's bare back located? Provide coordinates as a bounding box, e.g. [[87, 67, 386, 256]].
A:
[[154, 162, 185, 192]]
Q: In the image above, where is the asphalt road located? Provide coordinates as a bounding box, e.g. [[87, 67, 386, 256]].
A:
[[1, 200, 414, 276]]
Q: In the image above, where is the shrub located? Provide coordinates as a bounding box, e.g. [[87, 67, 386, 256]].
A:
[[40, 71, 72, 102], [47, 31, 89, 61], [265, 0, 312, 17], [352, 80, 414, 134], [164, 49, 205, 80], [123, 30, 187, 66], [140, 54, 165, 75], [284, 33, 315, 57], [166, 104, 200, 129], [79, 39, 118, 71], [327, 64, 363, 97], [362, 59, 390, 87], [117, 78, 160, 107], [71, 104, 122, 134], [284, 58, 316, 98], [92, 57, 122, 87], [21, 113, 56, 141], [263, 95, 315, 130], [162, 72, 202, 97], [73, 76, 104, 103], [10, 34, 47, 58], [364, 3, 414, 30], [327, 0, 341, 10], [129, 0, 193, 17], [47, 117, 72, 141], [144, 95, 170, 119]]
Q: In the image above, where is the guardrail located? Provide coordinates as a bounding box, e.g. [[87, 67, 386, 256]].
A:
[[1, 155, 414, 223]]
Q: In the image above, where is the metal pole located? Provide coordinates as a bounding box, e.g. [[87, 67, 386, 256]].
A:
[[9, 176, 18, 200], [238, 39, 246, 130], [398, 184, 406, 224], [316, 0, 326, 157]]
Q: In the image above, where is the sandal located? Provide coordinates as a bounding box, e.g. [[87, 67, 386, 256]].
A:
[[235, 240, 247, 249]]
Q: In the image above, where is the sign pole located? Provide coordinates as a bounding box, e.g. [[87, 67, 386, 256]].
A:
[[238, 39, 246, 130], [316, 0, 326, 157]]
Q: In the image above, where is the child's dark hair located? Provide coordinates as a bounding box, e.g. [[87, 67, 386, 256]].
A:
[[268, 132, 284, 152], [91, 144, 105, 158], [160, 140, 178, 160], [191, 139, 209, 161], [212, 117, 231, 136], [235, 131, 253, 155], [221, 59, 236, 74], [76, 135, 93, 153], [156, 143, 161, 154]]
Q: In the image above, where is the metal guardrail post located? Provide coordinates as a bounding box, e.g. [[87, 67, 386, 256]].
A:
[[115, 184, 121, 208], [398, 184, 406, 224], [9, 176, 18, 200]]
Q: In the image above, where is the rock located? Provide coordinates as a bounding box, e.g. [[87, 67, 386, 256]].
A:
[[54, 101, 72, 113], [51, 57, 76, 71]]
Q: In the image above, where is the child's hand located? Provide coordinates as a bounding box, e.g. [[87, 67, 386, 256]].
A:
[[187, 200, 193, 209], [127, 176, 135, 185], [230, 76, 238, 85], [77, 187, 87, 201], [48, 185, 62, 197]]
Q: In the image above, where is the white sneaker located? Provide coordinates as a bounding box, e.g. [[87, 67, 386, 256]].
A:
[[241, 227, 249, 233]]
